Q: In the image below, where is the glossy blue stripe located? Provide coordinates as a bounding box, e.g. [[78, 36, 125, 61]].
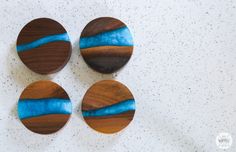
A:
[[79, 26, 133, 49], [82, 99, 135, 117], [17, 33, 70, 52], [18, 98, 72, 119]]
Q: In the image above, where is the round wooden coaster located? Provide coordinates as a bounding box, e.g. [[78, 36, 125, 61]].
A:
[[79, 17, 133, 74], [82, 80, 135, 134], [17, 80, 72, 134], [16, 18, 71, 74]]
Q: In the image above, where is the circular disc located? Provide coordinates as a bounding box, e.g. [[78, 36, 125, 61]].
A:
[[79, 17, 133, 73], [17, 80, 72, 134], [82, 80, 135, 134], [16, 18, 71, 74]]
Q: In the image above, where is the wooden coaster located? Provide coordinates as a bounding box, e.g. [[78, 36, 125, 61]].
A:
[[16, 18, 71, 74], [17, 80, 72, 134], [82, 80, 135, 134], [79, 17, 133, 73]]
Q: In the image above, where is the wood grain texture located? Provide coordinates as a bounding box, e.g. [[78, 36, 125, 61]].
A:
[[20, 80, 69, 99], [18, 42, 71, 74], [17, 18, 67, 45], [82, 80, 134, 111], [84, 111, 135, 134], [82, 80, 135, 134], [80, 17, 133, 74], [21, 114, 70, 134], [80, 17, 125, 37], [80, 46, 133, 58], [18, 80, 71, 134], [16, 18, 71, 74], [81, 46, 133, 73]]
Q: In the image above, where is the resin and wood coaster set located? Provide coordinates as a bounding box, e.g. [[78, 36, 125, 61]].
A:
[[16, 17, 135, 134]]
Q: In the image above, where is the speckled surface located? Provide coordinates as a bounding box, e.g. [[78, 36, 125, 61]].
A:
[[0, 0, 236, 151]]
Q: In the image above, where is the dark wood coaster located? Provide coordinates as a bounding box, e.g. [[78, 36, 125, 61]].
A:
[[79, 17, 133, 74], [82, 80, 135, 134], [16, 18, 71, 74], [17, 80, 72, 134]]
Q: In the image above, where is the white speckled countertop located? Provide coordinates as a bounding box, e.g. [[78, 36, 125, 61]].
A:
[[0, 0, 236, 151]]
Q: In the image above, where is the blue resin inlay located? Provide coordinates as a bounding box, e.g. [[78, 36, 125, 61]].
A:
[[79, 26, 133, 49], [18, 98, 72, 119], [17, 33, 70, 52], [82, 99, 135, 117]]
